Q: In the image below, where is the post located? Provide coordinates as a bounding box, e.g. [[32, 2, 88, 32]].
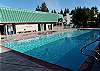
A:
[[5, 25, 8, 35]]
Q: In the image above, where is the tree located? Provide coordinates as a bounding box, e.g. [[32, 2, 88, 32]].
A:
[[40, 2, 49, 12], [72, 7, 89, 27], [91, 6, 98, 14], [70, 10, 75, 15], [66, 8, 69, 13], [60, 9, 63, 15], [35, 2, 49, 12], [63, 8, 70, 16], [98, 13, 100, 21], [35, 5, 41, 11], [54, 9, 57, 13], [72, 6, 99, 28], [96, 13, 100, 27], [63, 8, 67, 16], [51, 10, 53, 13]]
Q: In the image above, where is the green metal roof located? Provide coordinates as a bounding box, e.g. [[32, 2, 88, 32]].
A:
[[0, 7, 64, 23]]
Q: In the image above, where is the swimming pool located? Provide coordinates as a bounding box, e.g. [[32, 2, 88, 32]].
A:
[[3, 29, 100, 70]]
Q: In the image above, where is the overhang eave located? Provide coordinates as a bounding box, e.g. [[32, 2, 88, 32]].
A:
[[0, 22, 58, 25]]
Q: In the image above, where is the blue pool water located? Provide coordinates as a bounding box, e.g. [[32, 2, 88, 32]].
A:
[[3, 29, 100, 70]]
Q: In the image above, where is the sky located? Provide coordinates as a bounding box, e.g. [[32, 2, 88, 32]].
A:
[[0, 0, 100, 12]]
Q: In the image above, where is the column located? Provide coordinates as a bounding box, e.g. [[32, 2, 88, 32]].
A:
[[44, 24, 46, 30], [51, 24, 52, 30], [5, 25, 8, 35]]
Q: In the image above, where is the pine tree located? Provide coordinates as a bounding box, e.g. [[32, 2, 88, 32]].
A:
[[35, 5, 40, 11], [63, 8, 67, 16], [72, 6, 99, 28], [51, 10, 53, 13], [60, 9, 63, 15], [66, 8, 69, 13], [54, 9, 57, 13], [70, 10, 75, 15], [40, 2, 49, 12]]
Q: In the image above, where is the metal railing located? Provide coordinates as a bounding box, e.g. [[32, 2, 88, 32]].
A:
[[80, 37, 100, 60]]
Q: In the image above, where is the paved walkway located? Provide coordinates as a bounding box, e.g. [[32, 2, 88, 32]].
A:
[[0, 50, 71, 71], [0, 51, 54, 71], [0, 28, 77, 43], [0, 46, 11, 53]]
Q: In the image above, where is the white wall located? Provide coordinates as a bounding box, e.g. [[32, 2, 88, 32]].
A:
[[16, 24, 38, 34], [52, 24, 53, 30], [64, 13, 72, 25], [46, 24, 50, 30]]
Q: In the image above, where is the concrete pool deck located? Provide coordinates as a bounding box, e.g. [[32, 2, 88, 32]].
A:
[[0, 50, 54, 71], [0, 28, 77, 44], [0, 45, 11, 53], [0, 47, 73, 71]]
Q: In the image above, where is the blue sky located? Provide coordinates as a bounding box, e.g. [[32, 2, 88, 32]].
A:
[[0, 0, 100, 12]]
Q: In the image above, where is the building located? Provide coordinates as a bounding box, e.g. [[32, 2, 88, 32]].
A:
[[64, 13, 72, 25], [64, 13, 74, 28], [0, 7, 64, 35]]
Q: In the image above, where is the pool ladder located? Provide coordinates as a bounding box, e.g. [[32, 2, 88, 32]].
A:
[[80, 37, 100, 61]]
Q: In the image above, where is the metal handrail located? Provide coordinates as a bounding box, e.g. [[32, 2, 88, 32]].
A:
[[80, 37, 100, 60], [85, 49, 100, 56]]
